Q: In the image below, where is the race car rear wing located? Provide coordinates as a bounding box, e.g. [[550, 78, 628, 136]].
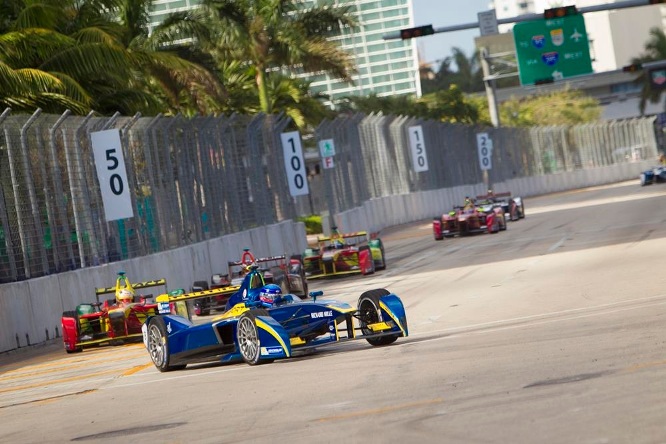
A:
[[155, 285, 241, 316], [476, 192, 512, 200], [227, 254, 286, 267], [317, 231, 368, 242], [95, 278, 167, 296]]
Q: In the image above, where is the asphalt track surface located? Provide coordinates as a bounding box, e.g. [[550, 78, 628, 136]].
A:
[[1, 180, 665, 443]]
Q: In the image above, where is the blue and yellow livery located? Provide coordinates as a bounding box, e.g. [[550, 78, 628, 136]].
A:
[[142, 267, 408, 371]]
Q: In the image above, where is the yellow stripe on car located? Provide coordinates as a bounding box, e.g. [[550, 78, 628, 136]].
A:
[[256, 318, 290, 358], [379, 300, 407, 336]]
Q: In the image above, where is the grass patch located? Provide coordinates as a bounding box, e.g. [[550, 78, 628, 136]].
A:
[[297, 215, 322, 235]]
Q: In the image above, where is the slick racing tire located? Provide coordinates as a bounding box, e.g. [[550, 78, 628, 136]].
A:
[[62, 310, 83, 354], [358, 289, 398, 346], [359, 246, 375, 275], [192, 280, 211, 316], [146, 317, 186, 372], [236, 309, 271, 365], [376, 243, 387, 271]]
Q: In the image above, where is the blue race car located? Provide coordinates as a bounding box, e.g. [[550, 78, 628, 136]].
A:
[[142, 265, 408, 371], [640, 166, 666, 186]]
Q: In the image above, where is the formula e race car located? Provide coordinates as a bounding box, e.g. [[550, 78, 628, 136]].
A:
[[60, 272, 168, 353], [142, 265, 408, 371], [190, 249, 308, 316], [639, 166, 666, 186], [61, 272, 238, 353], [476, 191, 525, 221], [302, 228, 386, 278], [433, 198, 505, 240]]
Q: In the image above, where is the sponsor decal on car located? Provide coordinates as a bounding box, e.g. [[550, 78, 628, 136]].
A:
[[311, 310, 333, 319], [261, 346, 284, 356], [158, 301, 170, 314]]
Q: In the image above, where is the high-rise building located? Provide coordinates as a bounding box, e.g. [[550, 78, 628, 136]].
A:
[[147, 0, 421, 109]]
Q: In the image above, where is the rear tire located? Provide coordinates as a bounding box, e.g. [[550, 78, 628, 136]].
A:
[[376, 244, 387, 270], [359, 246, 375, 275], [62, 310, 83, 353], [358, 289, 398, 346], [191, 281, 210, 316], [146, 317, 186, 372]]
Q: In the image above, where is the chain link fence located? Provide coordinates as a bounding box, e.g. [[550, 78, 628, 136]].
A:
[[314, 113, 659, 216], [0, 111, 300, 283], [0, 108, 660, 283]]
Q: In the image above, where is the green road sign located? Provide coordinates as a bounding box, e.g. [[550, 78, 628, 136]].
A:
[[513, 15, 592, 85]]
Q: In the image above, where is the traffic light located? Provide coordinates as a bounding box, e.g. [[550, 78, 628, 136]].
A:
[[400, 25, 435, 40], [650, 68, 666, 89], [544, 5, 578, 19], [622, 63, 642, 73]]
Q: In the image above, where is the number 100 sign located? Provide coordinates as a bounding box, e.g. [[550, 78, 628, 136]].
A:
[[280, 131, 310, 197], [91, 129, 134, 221]]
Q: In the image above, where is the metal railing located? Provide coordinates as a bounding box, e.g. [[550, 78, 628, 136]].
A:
[[0, 108, 659, 283]]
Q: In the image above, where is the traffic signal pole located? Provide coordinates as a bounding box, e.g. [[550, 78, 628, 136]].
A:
[[383, 0, 657, 40], [480, 48, 501, 128], [384, 0, 663, 128]]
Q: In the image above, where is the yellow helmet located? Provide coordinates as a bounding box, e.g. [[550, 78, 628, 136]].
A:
[[117, 289, 134, 303]]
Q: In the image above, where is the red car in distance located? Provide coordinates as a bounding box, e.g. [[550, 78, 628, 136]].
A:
[[433, 198, 506, 240]]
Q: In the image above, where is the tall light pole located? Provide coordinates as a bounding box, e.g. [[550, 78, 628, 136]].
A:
[[480, 47, 501, 128]]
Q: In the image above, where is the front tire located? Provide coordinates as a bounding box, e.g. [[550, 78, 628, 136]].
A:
[[236, 309, 270, 365], [146, 317, 185, 372], [358, 289, 398, 346]]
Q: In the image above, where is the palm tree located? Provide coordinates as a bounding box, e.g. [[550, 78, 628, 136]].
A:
[[155, 0, 357, 115], [0, 0, 226, 115], [448, 48, 484, 93], [114, 0, 227, 116], [632, 27, 666, 115]]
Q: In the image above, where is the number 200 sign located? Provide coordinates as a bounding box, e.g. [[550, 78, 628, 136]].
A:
[[476, 132, 493, 171], [91, 129, 134, 221], [280, 131, 310, 197], [408, 126, 429, 173]]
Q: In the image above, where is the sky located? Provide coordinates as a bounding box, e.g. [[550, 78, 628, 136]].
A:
[[412, 0, 493, 68]]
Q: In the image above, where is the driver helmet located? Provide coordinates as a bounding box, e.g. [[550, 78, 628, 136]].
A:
[[258, 284, 282, 307], [117, 289, 134, 304]]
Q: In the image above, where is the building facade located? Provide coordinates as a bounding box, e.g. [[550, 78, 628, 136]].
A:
[[148, 0, 421, 109]]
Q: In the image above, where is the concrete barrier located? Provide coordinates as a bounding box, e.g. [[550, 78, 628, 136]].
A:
[[333, 162, 649, 235], [0, 220, 308, 354]]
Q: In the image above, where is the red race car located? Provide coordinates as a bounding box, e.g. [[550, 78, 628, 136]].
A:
[[61, 272, 169, 353], [191, 249, 308, 315], [433, 198, 505, 240], [303, 228, 386, 278]]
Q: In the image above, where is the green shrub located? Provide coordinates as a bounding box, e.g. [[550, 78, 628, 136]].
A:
[[297, 215, 322, 234]]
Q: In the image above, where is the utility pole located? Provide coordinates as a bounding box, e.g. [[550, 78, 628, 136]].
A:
[[480, 47, 501, 128]]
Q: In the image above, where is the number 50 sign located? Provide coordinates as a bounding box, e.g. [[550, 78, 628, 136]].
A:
[[91, 129, 134, 221]]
